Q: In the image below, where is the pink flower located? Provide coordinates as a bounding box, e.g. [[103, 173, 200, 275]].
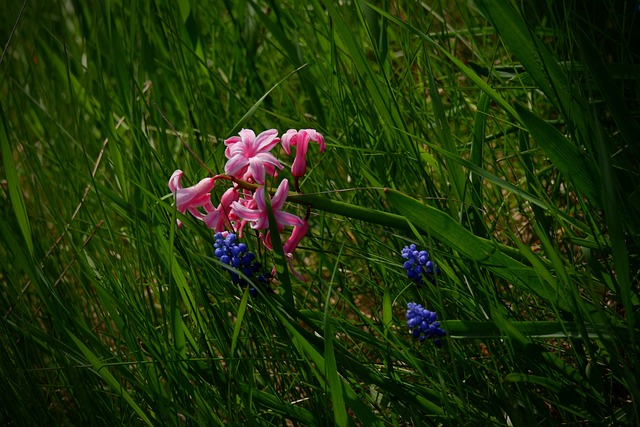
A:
[[280, 129, 325, 178], [230, 179, 304, 232], [224, 129, 283, 184], [203, 187, 239, 232], [168, 170, 215, 224]]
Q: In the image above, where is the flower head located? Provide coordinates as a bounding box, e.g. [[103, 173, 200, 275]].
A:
[[280, 129, 325, 179], [224, 129, 283, 184], [401, 244, 439, 285], [169, 127, 326, 283], [213, 232, 272, 296], [406, 302, 446, 347]]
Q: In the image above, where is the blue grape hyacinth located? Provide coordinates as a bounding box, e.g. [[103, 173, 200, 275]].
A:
[[401, 244, 439, 285], [406, 302, 446, 347], [213, 232, 271, 297]]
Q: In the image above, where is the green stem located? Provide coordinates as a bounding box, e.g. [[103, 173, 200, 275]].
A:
[[221, 175, 409, 230]]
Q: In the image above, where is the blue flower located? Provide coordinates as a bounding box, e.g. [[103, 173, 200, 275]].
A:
[[401, 244, 439, 285], [406, 302, 446, 347], [213, 232, 271, 296]]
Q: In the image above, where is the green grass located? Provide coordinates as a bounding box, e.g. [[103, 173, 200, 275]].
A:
[[2, 0, 639, 425]]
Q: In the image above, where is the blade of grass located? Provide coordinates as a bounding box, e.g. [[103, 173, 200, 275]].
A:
[[515, 103, 601, 206], [473, 0, 589, 133], [491, 309, 604, 406], [322, 0, 406, 133], [423, 53, 466, 208], [443, 320, 624, 340], [575, 28, 640, 156], [229, 64, 308, 135], [67, 330, 155, 426], [247, 0, 326, 123], [156, 226, 201, 357], [592, 110, 634, 332], [324, 283, 348, 427], [0, 104, 34, 257], [468, 91, 490, 238], [264, 186, 294, 308], [230, 287, 250, 363], [365, 2, 520, 120], [264, 295, 382, 425]]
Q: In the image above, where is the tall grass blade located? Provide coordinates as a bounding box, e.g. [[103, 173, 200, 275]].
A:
[[323, 1, 405, 132], [324, 284, 348, 426], [0, 105, 34, 257], [473, 0, 589, 132], [67, 331, 155, 426], [264, 186, 294, 308], [515, 103, 601, 206], [229, 64, 307, 134], [575, 29, 640, 154]]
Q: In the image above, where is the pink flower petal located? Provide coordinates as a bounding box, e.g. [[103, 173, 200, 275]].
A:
[[274, 210, 305, 230], [220, 187, 240, 207], [291, 133, 310, 178], [238, 128, 256, 142], [270, 179, 290, 210], [203, 208, 222, 230], [305, 129, 326, 152], [168, 169, 183, 192], [287, 254, 307, 282], [175, 177, 215, 208], [254, 129, 280, 152], [231, 199, 268, 230], [280, 129, 298, 154], [283, 220, 309, 254], [224, 135, 242, 147], [224, 155, 249, 178]]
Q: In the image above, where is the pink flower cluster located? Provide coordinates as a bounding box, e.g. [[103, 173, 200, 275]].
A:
[[168, 128, 325, 280]]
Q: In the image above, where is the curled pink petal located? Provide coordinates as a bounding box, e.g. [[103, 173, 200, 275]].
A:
[[247, 153, 282, 184], [238, 128, 256, 144], [168, 171, 215, 225], [224, 153, 249, 176], [271, 179, 290, 210], [220, 187, 240, 207], [224, 135, 242, 147], [202, 187, 240, 232], [283, 220, 309, 254], [203, 209, 222, 230], [274, 210, 305, 231], [287, 254, 307, 282], [261, 231, 272, 250], [280, 129, 298, 155], [253, 128, 280, 152], [260, 231, 307, 283], [175, 177, 215, 209], [305, 129, 325, 152], [168, 170, 183, 192], [231, 195, 269, 230]]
